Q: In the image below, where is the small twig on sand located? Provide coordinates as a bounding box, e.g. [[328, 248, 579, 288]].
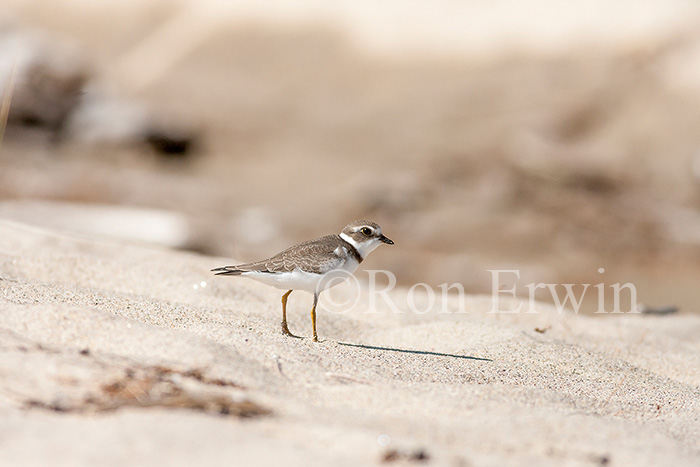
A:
[[637, 304, 678, 315]]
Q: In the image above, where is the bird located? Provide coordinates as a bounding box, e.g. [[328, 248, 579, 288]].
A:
[[212, 219, 394, 341]]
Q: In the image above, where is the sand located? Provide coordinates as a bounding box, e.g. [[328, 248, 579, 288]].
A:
[[0, 214, 699, 466]]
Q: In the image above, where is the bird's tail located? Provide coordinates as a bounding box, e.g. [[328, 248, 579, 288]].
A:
[[211, 267, 245, 276]]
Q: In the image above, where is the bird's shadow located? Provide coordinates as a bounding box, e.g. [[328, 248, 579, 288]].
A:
[[337, 341, 492, 362]]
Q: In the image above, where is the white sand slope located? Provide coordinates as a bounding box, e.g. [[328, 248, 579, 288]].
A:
[[0, 216, 699, 466]]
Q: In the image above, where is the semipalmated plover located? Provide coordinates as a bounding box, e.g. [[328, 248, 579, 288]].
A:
[[212, 220, 394, 341]]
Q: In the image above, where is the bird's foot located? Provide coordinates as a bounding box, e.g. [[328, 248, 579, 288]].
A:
[[281, 323, 301, 339]]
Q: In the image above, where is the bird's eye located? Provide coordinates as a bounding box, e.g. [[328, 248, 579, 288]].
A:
[[361, 227, 372, 236]]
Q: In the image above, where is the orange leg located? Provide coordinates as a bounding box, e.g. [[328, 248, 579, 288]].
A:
[[281, 290, 299, 338], [311, 292, 319, 342]]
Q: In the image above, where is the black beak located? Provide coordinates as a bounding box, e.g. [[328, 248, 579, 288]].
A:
[[380, 235, 394, 245]]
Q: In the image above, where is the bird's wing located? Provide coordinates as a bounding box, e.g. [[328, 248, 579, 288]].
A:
[[216, 235, 346, 275]]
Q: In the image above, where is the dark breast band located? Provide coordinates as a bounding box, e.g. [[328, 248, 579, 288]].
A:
[[343, 240, 363, 264]]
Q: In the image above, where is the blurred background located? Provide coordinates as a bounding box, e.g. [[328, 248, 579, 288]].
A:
[[2, 0, 700, 313]]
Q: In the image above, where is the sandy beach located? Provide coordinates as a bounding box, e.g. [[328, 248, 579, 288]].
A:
[[1, 217, 698, 466], [2, 1, 700, 465]]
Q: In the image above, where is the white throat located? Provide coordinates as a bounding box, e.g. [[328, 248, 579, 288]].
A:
[[340, 232, 380, 260]]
